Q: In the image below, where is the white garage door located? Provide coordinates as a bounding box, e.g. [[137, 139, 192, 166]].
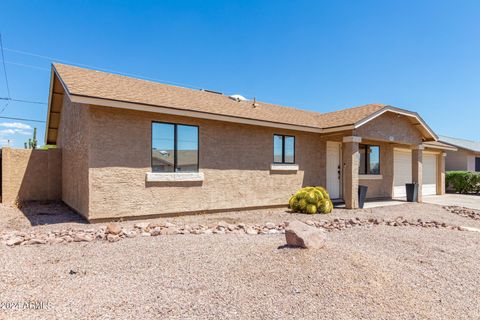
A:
[[394, 149, 412, 198], [422, 153, 437, 196]]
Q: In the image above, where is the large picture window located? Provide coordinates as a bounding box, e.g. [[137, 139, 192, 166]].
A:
[[152, 122, 199, 172], [359, 144, 380, 174], [273, 134, 295, 164]]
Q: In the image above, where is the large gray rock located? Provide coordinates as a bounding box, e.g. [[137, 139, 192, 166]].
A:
[[285, 221, 326, 249]]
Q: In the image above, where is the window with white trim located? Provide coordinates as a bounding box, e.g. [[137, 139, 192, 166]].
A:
[[152, 122, 199, 172]]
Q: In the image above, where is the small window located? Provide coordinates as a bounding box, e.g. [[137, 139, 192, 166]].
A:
[[152, 122, 198, 172], [476, 157, 480, 172], [273, 134, 295, 164], [359, 144, 380, 174]]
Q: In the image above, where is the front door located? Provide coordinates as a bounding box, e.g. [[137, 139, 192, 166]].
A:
[[326, 141, 341, 199]]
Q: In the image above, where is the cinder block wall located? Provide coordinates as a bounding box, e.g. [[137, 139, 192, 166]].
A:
[[1, 148, 62, 204]]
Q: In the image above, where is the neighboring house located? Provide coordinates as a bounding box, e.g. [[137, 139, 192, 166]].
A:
[[439, 136, 480, 172], [38, 63, 450, 221]]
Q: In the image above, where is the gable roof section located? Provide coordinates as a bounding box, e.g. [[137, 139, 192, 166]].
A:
[[47, 63, 438, 143], [439, 135, 480, 153]]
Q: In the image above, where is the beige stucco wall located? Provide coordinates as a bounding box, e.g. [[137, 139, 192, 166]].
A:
[[56, 96, 90, 217], [445, 149, 469, 171], [355, 111, 423, 145], [358, 142, 395, 199], [1, 148, 62, 204], [86, 106, 324, 220]]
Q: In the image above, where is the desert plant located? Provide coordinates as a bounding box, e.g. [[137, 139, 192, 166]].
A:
[[446, 171, 480, 194], [24, 128, 38, 150], [288, 186, 333, 214]]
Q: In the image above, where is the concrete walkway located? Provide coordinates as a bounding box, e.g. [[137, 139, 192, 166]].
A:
[[424, 194, 480, 211]]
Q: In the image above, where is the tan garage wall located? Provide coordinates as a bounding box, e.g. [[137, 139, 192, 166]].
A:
[[86, 106, 324, 220], [1, 148, 62, 204]]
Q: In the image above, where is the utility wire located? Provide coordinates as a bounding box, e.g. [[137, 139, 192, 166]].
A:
[[0, 97, 47, 105], [0, 34, 11, 98], [0, 34, 12, 115], [5, 60, 50, 71], [0, 115, 45, 123], [4, 47, 204, 90]]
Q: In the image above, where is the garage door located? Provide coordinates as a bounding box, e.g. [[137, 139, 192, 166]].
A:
[[394, 149, 412, 198], [422, 153, 437, 196]]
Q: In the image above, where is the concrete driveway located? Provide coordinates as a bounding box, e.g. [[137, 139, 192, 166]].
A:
[[424, 194, 480, 210]]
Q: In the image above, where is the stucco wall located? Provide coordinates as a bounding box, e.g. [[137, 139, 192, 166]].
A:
[[445, 149, 469, 171], [355, 112, 423, 145], [1, 148, 62, 204], [467, 154, 476, 172], [56, 96, 90, 217], [86, 106, 324, 220], [358, 142, 394, 199]]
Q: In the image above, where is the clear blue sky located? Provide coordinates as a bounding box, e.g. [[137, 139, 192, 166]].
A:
[[1, 0, 479, 147]]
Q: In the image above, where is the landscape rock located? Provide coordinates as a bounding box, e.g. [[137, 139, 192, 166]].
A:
[[150, 227, 162, 236], [285, 220, 326, 249], [265, 222, 276, 229], [107, 234, 120, 242], [134, 222, 150, 230], [106, 223, 122, 235], [160, 227, 178, 236], [6, 236, 23, 246]]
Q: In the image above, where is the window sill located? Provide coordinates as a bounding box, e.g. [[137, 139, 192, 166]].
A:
[[270, 163, 299, 171], [146, 172, 204, 182], [359, 174, 383, 180]]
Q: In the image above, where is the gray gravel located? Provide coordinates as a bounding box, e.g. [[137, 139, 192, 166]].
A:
[[1, 202, 480, 319], [1, 226, 480, 319]]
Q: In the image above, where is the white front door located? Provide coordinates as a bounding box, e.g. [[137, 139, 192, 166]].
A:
[[393, 149, 412, 198], [326, 141, 341, 199]]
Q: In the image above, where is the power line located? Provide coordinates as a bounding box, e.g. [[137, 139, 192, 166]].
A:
[[0, 34, 10, 98], [0, 115, 45, 123], [0, 34, 12, 115], [0, 97, 47, 105], [5, 60, 50, 71], [4, 47, 204, 90]]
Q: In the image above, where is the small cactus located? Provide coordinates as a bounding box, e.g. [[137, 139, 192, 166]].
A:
[[288, 186, 334, 214]]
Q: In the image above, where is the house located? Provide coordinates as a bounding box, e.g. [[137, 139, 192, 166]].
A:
[[7, 62, 447, 221], [439, 136, 480, 172]]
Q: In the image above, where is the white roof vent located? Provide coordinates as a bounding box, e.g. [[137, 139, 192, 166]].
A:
[[229, 94, 248, 102]]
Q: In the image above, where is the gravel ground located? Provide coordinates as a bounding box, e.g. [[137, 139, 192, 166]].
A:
[[3, 201, 480, 233], [1, 227, 480, 319], [1, 202, 480, 319]]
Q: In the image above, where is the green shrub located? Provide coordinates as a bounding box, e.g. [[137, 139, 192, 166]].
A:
[[446, 171, 480, 194], [288, 186, 334, 214]]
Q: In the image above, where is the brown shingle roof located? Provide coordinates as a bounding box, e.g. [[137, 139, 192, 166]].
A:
[[52, 63, 388, 130], [316, 104, 386, 128]]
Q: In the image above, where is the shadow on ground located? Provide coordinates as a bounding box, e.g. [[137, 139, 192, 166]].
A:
[[18, 201, 87, 226]]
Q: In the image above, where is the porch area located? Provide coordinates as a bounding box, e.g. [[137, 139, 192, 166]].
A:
[[321, 110, 453, 209]]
